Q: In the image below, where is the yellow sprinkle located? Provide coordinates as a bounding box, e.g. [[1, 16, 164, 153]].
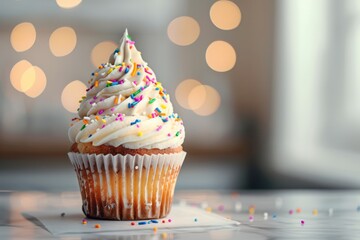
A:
[[161, 104, 167, 109], [94, 72, 99, 76], [107, 81, 112, 84], [205, 207, 212, 212], [131, 62, 137, 76], [161, 233, 168, 239], [153, 227, 157, 232], [107, 68, 113, 74], [137, 132, 143, 137], [312, 209, 318, 216], [101, 119, 106, 123], [95, 81, 99, 87]]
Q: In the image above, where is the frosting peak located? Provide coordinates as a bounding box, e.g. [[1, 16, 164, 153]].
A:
[[69, 29, 185, 150], [109, 29, 147, 66]]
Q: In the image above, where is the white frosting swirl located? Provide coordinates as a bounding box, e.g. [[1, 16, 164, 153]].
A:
[[68, 29, 185, 149]]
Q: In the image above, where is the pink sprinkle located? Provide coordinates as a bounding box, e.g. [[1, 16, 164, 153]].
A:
[[115, 118, 120, 121], [134, 81, 137, 85], [119, 67, 123, 72], [289, 210, 294, 215], [98, 109, 104, 114], [89, 101, 94, 105], [100, 98, 104, 102], [168, 219, 172, 223], [249, 216, 254, 222], [218, 205, 225, 211], [136, 124, 140, 128], [119, 79, 125, 84], [301, 220, 305, 225], [156, 126, 162, 131], [101, 124, 106, 129], [144, 68, 152, 75], [167, 133, 171, 137], [93, 96, 97, 100]]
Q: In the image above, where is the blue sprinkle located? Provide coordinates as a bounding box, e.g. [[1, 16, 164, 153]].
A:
[[151, 220, 159, 223], [137, 72, 140, 76], [130, 119, 141, 125], [194, 218, 198, 222], [111, 82, 119, 86], [113, 48, 119, 54], [357, 206, 360, 212], [155, 87, 159, 90], [88, 134, 92, 138], [148, 221, 151, 224], [272, 214, 277, 219], [155, 107, 161, 113], [91, 72, 94, 76], [162, 117, 169, 123], [138, 221, 147, 225], [125, 67, 130, 74]]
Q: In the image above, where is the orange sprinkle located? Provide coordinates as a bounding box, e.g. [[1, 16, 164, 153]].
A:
[[95, 116, 100, 121], [131, 62, 137, 76], [95, 81, 99, 87], [114, 96, 119, 104], [94, 224, 101, 229], [153, 227, 157, 232], [83, 119, 89, 124], [94, 72, 99, 76]]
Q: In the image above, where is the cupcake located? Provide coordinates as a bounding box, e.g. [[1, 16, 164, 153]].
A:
[[68, 29, 185, 220]]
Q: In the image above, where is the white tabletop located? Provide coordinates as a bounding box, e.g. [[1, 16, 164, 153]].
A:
[[1, 190, 360, 239]]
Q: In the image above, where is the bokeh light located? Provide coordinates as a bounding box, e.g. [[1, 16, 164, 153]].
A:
[[206, 40, 236, 72], [61, 80, 87, 113], [189, 85, 221, 116], [49, 27, 77, 57], [10, 60, 33, 92], [91, 41, 117, 67], [24, 66, 47, 98], [175, 79, 202, 109], [188, 84, 207, 110], [210, 0, 241, 30], [56, 0, 82, 9], [10, 22, 36, 52], [20, 67, 36, 92], [167, 16, 200, 46]]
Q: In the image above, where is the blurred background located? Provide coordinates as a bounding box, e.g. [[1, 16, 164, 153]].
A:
[[0, 0, 359, 191]]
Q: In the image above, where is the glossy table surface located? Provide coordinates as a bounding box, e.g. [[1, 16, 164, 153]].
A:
[[1, 190, 360, 239]]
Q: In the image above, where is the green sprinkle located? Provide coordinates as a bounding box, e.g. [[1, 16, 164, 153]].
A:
[[148, 98, 156, 104], [131, 88, 142, 97], [127, 35, 132, 40], [175, 131, 180, 137], [80, 125, 86, 131]]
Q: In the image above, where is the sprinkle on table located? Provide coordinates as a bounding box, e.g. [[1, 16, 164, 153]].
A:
[[289, 209, 294, 215], [82, 219, 87, 224], [249, 215, 254, 222], [312, 209, 318, 216], [94, 224, 101, 229], [130, 222, 135, 226], [296, 208, 302, 213], [138, 221, 147, 225], [168, 219, 172, 223], [60, 212, 65, 217], [301, 220, 305, 226]]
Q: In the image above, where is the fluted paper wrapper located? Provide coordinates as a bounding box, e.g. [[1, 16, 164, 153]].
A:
[[68, 151, 186, 220]]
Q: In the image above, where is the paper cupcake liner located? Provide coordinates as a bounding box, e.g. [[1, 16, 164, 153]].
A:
[[68, 151, 186, 220]]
